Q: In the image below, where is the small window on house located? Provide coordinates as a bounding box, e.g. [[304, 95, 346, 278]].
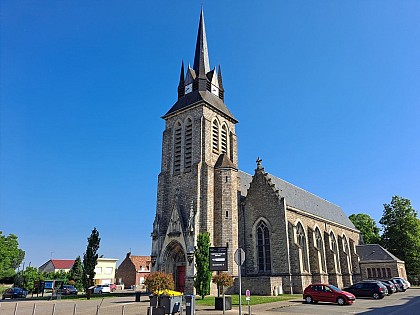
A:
[[95, 267, 102, 274], [330, 232, 337, 253], [377, 268, 381, 278], [315, 228, 326, 271], [184, 118, 193, 169], [212, 120, 219, 153], [372, 268, 377, 278], [105, 267, 113, 275], [367, 268, 372, 278], [173, 122, 182, 172]]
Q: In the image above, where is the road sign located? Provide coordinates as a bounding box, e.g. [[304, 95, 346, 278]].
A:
[[234, 248, 245, 266], [209, 247, 228, 271], [246, 289, 250, 301]]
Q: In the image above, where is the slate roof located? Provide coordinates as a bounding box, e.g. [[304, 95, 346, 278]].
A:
[[51, 259, 75, 269], [162, 90, 237, 122], [238, 170, 356, 229], [356, 244, 402, 262]]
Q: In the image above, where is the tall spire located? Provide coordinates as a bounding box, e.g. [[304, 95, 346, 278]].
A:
[[193, 8, 210, 78]]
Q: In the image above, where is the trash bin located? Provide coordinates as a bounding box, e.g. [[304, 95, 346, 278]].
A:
[[185, 295, 195, 315], [135, 291, 142, 302]]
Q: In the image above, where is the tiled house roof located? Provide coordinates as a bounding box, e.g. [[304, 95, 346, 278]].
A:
[[51, 259, 75, 269], [128, 255, 151, 271]]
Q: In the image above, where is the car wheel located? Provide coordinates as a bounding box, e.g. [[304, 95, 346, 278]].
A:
[[99, 290, 102, 294], [372, 292, 380, 299], [337, 297, 345, 305], [305, 296, 313, 304]]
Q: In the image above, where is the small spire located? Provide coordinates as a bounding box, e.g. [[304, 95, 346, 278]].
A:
[[217, 65, 224, 89], [179, 61, 185, 82], [178, 61, 185, 99], [193, 8, 210, 78]]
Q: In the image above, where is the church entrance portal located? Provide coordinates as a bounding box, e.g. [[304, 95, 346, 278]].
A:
[[163, 241, 186, 292]]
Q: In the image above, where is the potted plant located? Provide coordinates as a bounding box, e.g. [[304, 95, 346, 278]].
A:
[[212, 273, 234, 311], [144, 271, 177, 315]]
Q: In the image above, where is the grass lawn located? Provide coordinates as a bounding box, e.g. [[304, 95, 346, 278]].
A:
[[195, 294, 302, 306]]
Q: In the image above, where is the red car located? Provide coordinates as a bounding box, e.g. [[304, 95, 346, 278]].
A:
[[303, 283, 355, 305], [109, 283, 117, 292]]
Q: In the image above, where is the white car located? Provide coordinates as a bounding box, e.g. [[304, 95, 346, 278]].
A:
[[93, 284, 111, 294]]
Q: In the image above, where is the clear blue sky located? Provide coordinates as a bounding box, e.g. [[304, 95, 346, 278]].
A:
[[1, 1, 419, 269]]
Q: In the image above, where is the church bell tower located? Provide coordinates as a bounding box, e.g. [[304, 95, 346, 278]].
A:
[[151, 9, 240, 294]]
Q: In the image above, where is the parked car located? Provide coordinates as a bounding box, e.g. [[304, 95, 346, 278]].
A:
[[378, 280, 396, 294], [109, 283, 117, 292], [391, 278, 408, 292], [2, 287, 28, 300], [393, 277, 410, 289], [343, 281, 387, 299], [60, 285, 78, 295], [303, 283, 356, 305], [93, 284, 111, 294]]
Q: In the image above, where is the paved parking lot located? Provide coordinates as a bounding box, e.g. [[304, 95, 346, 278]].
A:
[[0, 288, 419, 315]]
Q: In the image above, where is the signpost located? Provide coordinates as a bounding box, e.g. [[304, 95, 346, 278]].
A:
[[209, 247, 228, 271], [245, 290, 251, 315], [234, 248, 245, 315]]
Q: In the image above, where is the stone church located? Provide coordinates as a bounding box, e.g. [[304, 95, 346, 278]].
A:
[[150, 10, 362, 295]]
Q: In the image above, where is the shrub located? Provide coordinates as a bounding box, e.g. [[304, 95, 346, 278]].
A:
[[212, 273, 233, 296], [144, 271, 175, 295]]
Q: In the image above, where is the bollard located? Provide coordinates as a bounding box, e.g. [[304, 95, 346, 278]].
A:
[[51, 303, 56, 315], [73, 304, 77, 315], [14, 303, 18, 315], [122, 305, 125, 315], [32, 303, 37, 315]]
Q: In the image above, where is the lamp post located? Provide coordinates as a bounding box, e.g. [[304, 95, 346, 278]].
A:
[[86, 274, 91, 300]]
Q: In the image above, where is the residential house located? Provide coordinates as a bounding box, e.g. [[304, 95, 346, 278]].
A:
[[93, 258, 119, 285], [39, 260, 75, 273], [116, 252, 151, 286]]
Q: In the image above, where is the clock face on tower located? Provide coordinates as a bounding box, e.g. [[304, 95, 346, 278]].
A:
[[211, 84, 219, 96], [185, 83, 193, 94]]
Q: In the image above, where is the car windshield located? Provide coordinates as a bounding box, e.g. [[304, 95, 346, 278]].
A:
[[329, 285, 342, 292]]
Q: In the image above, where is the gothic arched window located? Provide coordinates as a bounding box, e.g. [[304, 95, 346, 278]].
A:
[[297, 223, 309, 272], [330, 232, 337, 253], [257, 221, 271, 273], [221, 124, 228, 154], [173, 122, 182, 172], [315, 227, 326, 272], [184, 118, 193, 169], [212, 119, 219, 153]]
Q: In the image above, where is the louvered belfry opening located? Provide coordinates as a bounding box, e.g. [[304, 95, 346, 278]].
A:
[[173, 122, 182, 173], [212, 120, 219, 153], [184, 119, 193, 169], [221, 124, 227, 154]]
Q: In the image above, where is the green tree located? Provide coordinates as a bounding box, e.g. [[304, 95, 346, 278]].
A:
[[69, 256, 84, 291], [14, 267, 42, 292], [0, 231, 25, 279], [380, 196, 420, 275], [194, 232, 212, 299], [83, 227, 100, 289], [349, 213, 381, 244]]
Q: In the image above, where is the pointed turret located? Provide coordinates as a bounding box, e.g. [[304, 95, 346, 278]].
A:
[[193, 9, 210, 78], [178, 61, 185, 99], [217, 65, 224, 100]]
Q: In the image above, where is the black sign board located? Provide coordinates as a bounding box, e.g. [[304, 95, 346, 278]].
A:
[[209, 247, 228, 271]]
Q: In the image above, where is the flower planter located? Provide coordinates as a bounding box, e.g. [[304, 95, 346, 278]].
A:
[[215, 296, 232, 310]]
